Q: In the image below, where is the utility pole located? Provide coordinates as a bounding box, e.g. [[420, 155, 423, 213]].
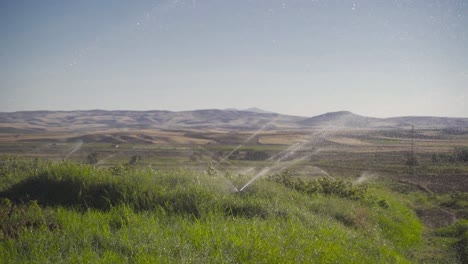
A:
[[406, 124, 418, 175], [411, 125, 415, 160]]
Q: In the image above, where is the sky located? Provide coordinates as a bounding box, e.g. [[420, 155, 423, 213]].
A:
[[1, 0, 467, 118]]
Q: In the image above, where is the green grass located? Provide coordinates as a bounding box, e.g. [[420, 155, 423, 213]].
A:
[[0, 157, 429, 263], [434, 220, 468, 263], [391, 188, 468, 263]]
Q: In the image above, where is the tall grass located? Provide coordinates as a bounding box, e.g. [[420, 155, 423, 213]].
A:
[[0, 157, 423, 263]]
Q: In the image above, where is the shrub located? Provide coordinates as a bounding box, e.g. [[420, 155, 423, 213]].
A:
[[270, 171, 373, 202], [0, 198, 59, 239], [435, 220, 468, 263], [455, 147, 468, 162]]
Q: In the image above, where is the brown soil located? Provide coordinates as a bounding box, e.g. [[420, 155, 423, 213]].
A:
[[416, 208, 457, 229], [395, 174, 468, 193]]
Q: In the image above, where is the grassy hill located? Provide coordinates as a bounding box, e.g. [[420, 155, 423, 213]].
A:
[[0, 158, 429, 263]]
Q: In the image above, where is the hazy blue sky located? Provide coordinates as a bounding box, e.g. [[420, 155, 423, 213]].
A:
[[1, 0, 467, 117]]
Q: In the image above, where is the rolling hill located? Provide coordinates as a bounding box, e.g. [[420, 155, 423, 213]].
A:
[[298, 111, 380, 128], [299, 111, 468, 129], [0, 109, 467, 133]]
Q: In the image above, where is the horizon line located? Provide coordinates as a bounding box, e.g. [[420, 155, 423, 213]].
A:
[[1, 108, 467, 119]]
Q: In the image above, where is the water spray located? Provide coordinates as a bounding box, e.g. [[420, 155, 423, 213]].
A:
[[236, 114, 353, 192], [238, 155, 311, 192], [96, 152, 118, 166], [197, 146, 235, 167], [64, 140, 83, 160], [209, 112, 354, 193], [215, 117, 278, 169], [354, 172, 378, 185]]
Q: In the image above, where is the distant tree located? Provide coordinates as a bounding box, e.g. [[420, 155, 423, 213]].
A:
[[406, 153, 419, 167], [86, 152, 98, 165], [431, 148, 468, 164], [128, 155, 142, 165], [190, 152, 202, 162], [455, 147, 468, 162], [216, 151, 225, 160]]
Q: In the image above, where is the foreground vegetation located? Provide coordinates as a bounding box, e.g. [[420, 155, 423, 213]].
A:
[[0, 157, 464, 263]]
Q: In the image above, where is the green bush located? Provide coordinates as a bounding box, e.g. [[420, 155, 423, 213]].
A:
[[270, 170, 379, 204]]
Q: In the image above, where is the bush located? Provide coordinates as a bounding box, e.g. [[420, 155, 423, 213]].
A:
[[86, 152, 98, 165], [441, 192, 468, 209], [435, 220, 468, 263], [455, 147, 468, 162], [270, 171, 372, 202], [432, 147, 468, 164], [406, 154, 419, 166]]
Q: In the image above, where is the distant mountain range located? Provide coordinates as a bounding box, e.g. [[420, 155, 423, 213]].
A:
[[298, 111, 468, 128], [0, 109, 467, 133]]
